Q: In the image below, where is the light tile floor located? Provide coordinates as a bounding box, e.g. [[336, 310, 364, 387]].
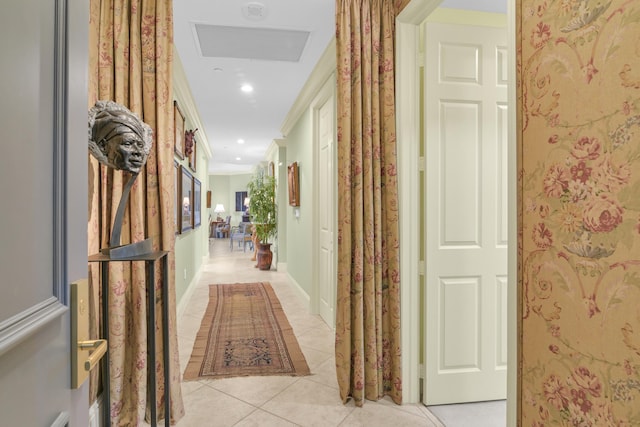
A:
[[171, 237, 443, 427], [427, 401, 506, 427]]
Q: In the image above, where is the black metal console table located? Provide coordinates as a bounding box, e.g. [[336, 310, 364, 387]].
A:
[[88, 251, 170, 427]]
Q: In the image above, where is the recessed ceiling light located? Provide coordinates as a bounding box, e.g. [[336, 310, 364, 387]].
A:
[[236, 157, 242, 161], [240, 84, 253, 93], [237, 139, 245, 144]]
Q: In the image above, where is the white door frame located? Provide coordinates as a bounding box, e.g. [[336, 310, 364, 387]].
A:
[[396, 1, 517, 423], [311, 74, 338, 328]]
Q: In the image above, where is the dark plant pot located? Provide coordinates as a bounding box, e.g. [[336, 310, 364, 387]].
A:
[[257, 243, 273, 270]]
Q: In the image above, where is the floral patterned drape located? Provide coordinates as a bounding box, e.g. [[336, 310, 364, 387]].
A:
[[518, 0, 640, 425], [335, 0, 404, 406], [88, 0, 184, 424]]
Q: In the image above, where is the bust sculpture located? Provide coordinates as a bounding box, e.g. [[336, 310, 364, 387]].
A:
[[88, 100, 154, 257], [88, 100, 152, 173]]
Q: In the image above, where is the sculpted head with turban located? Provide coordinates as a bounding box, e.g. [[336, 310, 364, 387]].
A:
[[88, 100, 153, 173]]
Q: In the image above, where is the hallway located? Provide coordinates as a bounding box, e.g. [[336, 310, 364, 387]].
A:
[[172, 237, 442, 426]]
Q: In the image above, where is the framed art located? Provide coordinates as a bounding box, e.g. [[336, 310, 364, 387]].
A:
[[174, 100, 185, 159], [194, 178, 202, 228], [180, 165, 193, 233], [174, 160, 180, 234], [288, 161, 300, 207], [268, 161, 275, 177], [206, 190, 212, 208]]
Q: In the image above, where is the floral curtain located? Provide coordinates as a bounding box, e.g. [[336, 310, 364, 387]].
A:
[[88, 0, 184, 424], [518, 0, 640, 425], [335, 0, 404, 406]]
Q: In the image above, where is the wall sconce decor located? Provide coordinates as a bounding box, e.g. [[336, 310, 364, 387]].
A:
[[288, 162, 300, 207]]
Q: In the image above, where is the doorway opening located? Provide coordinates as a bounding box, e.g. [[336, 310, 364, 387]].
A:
[[397, 1, 514, 426]]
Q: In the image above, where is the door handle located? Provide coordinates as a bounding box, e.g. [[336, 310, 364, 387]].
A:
[[78, 339, 108, 371], [71, 279, 108, 389]]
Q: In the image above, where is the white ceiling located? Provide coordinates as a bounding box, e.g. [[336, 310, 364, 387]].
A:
[[172, 0, 506, 175]]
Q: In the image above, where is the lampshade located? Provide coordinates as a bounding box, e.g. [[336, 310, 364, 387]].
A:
[[244, 197, 250, 207], [183, 197, 190, 207], [213, 203, 225, 213]]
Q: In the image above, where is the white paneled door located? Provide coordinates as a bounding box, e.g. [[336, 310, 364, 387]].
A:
[[424, 21, 508, 405], [318, 93, 336, 328]]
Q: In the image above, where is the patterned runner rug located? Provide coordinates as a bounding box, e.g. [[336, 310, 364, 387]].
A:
[[183, 282, 310, 380]]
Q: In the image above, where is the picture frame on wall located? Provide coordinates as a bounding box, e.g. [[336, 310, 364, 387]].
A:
[[288, 161, 300, 207], [174, 100, 185, 159], [194, 178, 201, 228], [180, 165, 193, 233], [174, 160, 180, 234], [206, 190, 212, 208]]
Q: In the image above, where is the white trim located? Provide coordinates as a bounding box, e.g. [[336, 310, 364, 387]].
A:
[[173, 47, 212, 160], [177, 267, 202, 320], [396, 0, 441, 404], [310, 74, 337, 327], [397, 0, 441, 25], [396, 19, 421, 405], [287, 272, 311, 309], [265, 140, 279, 161], [281, 39, 336, 137], [506, 1, 517, 426]]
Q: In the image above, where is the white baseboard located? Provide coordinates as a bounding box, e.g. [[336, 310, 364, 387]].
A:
[[286, 272, 310, 309], [177, 267, 202, 320]]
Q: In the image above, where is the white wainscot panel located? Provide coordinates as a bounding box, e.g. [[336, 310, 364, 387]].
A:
[[497, 103, 509, 247], [496, 275, 508, 369], [440, 42, 480, 84], [440, 101, 480, 247], [497, 47, 508, 86], [439, 276, 480, 372]]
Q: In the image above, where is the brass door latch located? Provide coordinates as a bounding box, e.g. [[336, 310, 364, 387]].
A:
[[71, 279, 107, 389]]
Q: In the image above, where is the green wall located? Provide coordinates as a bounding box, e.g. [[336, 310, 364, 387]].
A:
[[276, 146, 287, 263], [283, 110, 313, 295], [174, 114, 209, 305]]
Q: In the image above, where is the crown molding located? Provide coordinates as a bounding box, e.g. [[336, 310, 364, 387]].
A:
[[280, 38, 336, 137], [396, 0, 440, 24], [173, 47, 212, 160]]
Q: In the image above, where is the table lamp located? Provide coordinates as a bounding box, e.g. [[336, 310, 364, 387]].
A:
[[214, 203, 225, 221]]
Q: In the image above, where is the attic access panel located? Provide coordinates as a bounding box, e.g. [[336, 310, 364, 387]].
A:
[[195, 24, 310, 62]]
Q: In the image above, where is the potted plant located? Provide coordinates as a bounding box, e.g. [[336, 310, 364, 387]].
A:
[[247, 173, 277, 270]]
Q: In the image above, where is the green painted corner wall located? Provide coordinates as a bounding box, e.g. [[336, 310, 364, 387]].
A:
[[276, 146, 287, 263], [283, 110, 313, 295], [173, 112, 210, 305]]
